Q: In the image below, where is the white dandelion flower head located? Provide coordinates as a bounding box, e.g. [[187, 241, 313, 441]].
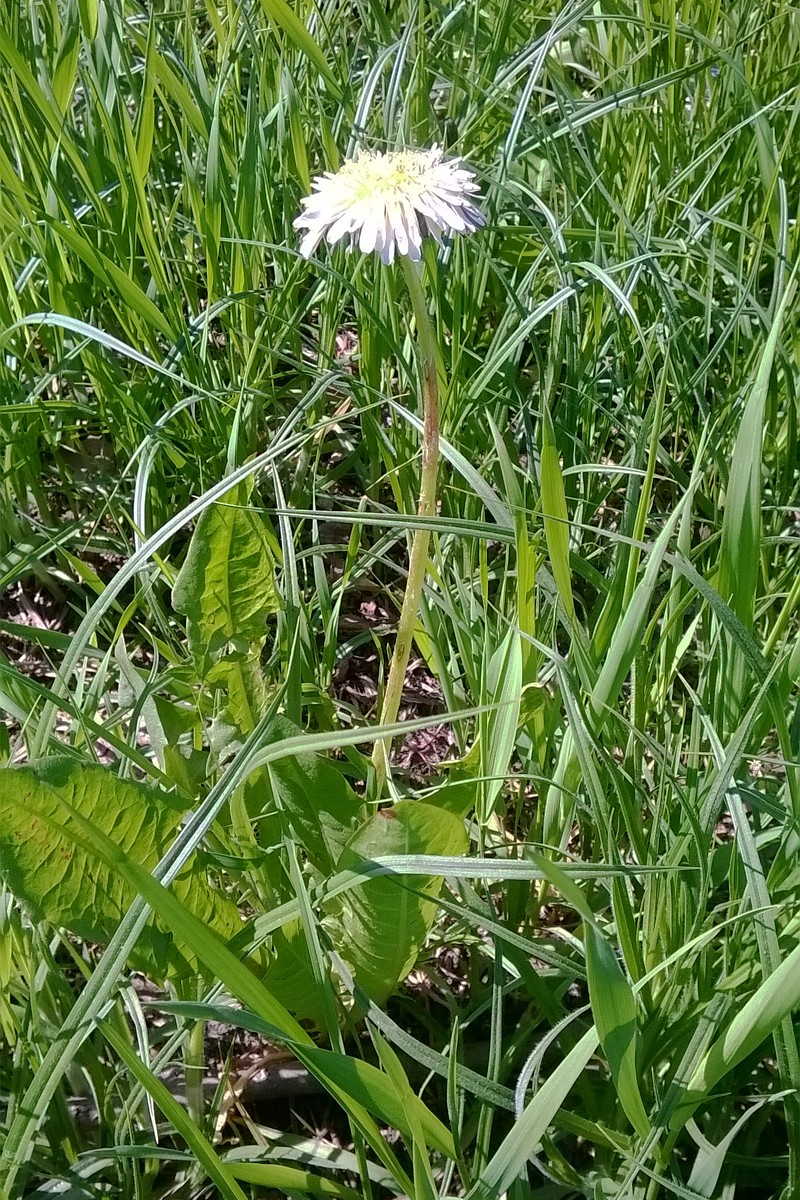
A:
[[294, 145, 485, 265]]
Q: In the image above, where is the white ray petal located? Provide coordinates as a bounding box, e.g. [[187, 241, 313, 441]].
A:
[[299, 226, 326, 258], [359, 213, 380, 253]]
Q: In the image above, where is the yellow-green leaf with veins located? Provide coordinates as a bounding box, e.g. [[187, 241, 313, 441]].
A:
[[0, 759, 241, 979], [333, 801, 467, 1005], [172, 480, 280, 674]]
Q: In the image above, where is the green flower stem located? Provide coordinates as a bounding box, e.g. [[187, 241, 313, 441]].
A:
[[372, 257, 440, 794], [184, 1016, 205, 1132]]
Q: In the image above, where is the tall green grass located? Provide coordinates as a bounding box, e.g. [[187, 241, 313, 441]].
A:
[[1, 1, 800, 1197]]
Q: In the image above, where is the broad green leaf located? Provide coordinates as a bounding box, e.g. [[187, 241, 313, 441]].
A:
[[172, 480, 279, 675], [0, 759, 241, 978], [29, 797, 415, 1190], [335, 801, 468, 1004], [266, 917, 331, 1032], [29, 804, 438, 1189], [208, 654, 270, 739], [265, 716, 364, 871], [115, 635, 168, 768], [29, 795, 314, 1046], [424, 779, 477, 819]]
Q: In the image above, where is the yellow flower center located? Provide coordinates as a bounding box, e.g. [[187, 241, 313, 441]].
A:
[[341, 151, 427, 200]]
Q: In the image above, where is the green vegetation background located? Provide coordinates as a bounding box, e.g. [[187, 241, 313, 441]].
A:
[[1, 1, 800, 1198]]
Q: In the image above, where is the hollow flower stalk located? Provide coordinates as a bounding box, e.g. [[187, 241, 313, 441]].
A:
[[296, 146, 484, 792]]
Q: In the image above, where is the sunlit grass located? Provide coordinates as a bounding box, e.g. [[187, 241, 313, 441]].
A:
[[1, 1, 800, 1197]]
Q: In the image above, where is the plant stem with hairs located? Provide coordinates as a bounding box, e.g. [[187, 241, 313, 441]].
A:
[[372, 257, 440, 794]]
